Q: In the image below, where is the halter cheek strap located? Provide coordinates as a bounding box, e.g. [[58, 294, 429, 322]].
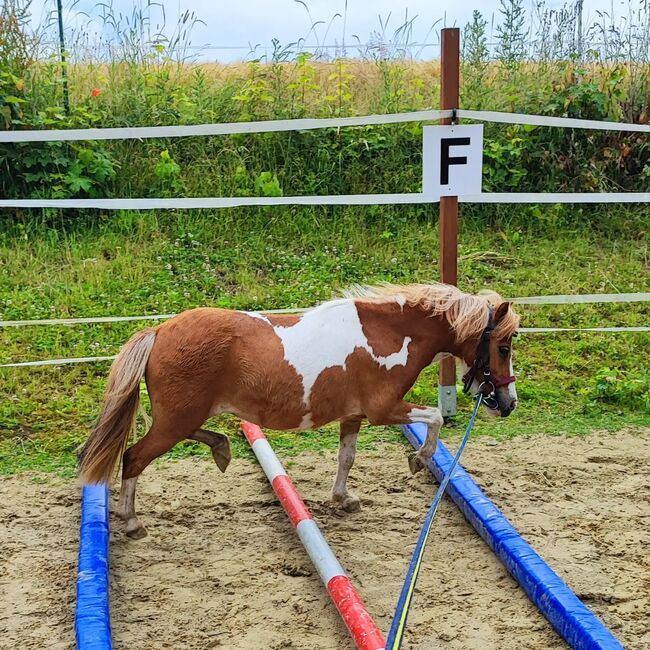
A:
[[462, 307, 516, 403]]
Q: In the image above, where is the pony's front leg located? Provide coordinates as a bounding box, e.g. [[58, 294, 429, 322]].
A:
[[331, 419, 362, 512], [404, 405, 443, 474], [368, 401, 443, 475]]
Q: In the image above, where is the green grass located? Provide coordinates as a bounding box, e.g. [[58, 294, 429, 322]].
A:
[[2, 1, 650, 479], [1, 205, 648, 477]]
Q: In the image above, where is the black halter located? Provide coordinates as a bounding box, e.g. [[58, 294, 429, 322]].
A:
[[462, 307, 516, 410]]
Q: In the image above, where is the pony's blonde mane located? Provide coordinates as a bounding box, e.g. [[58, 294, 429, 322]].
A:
[[345, 282, 520, 342]]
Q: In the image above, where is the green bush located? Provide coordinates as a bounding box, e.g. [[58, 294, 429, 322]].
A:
[[0, 5, 118, 200], [585, 367, 650, 414]]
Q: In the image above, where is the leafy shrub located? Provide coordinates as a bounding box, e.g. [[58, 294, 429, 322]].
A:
[[254, 171, 282, 197], [0, 37, 117, 199], [482, 133, 529, 191], [584, 367, 650, 414], [152, 149, 183, 197], [1, 1, 650, 213]]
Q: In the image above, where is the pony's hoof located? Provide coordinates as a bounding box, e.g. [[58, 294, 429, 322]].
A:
[[341, 494, 362, 513], [125, 519, 148, 539], [408, 452, 425, 475], [332, 493, 362, 513]]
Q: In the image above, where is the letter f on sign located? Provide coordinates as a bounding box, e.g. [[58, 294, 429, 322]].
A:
[[422, 124, 483, 197], [440, 137, 471, 185]]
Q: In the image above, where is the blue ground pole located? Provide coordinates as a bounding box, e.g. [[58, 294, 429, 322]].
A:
[[403, 423, 623, 650], [75, 484, 112, 649]]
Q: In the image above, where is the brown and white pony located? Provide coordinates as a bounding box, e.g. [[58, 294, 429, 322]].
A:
[[79, 283, 520, 538]]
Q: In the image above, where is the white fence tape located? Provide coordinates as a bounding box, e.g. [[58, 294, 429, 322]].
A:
[[0, 193, 426, 209], [459, 109, 650, 132], [1, 293, 647, 328], [1, 355, 117, 367], [467, 192, 650, 204], [2, 192, 650, 210], [513, 292, 650, 305], [521, 326, 649, 333], [1, 106, 649, 209], [0, 109, 452, 143], [0, 314, 177, 327], [1, 108, 649, 144], [0, 307, 302, 328], [3, 324, 648, 368]]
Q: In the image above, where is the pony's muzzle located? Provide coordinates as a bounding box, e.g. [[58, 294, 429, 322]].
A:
[[499, 397, 518, 417]]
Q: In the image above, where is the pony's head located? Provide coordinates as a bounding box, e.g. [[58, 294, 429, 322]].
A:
[[456, 296, 520, 417]]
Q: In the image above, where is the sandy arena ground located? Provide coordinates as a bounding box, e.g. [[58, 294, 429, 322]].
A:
[[1, 429, 649, 649]]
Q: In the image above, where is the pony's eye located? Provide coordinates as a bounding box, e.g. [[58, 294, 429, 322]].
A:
[[499, 345, 510, 357]]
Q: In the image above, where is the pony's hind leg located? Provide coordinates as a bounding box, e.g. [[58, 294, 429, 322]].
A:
[[116, 475, 144, 539], [117, 416, 205, 538], [189, 429, 231, 472], [331, 419, 362, 513]]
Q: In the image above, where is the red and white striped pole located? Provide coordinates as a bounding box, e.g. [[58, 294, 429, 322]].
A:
[[241, 421, 386, 650]]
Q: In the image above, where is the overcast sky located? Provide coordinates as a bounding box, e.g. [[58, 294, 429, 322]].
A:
[[32, 0, 630, 60]]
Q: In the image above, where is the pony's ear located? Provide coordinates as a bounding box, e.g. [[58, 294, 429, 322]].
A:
[[494, 301, 511, 323]]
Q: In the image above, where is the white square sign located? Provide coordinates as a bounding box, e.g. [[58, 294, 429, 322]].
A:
[[423, 124, 484, 197]]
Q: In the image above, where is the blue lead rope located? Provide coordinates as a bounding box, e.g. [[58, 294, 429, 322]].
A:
[[386, 392, 484, 650]]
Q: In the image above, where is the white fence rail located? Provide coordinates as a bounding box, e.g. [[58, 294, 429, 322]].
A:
[[1, 109, 649, 143], [2, 293, 648, 368], [0, 293, 647, 328], [0, 110, 450, 143], [513, 292, 650, 305], [2, 192, 650, 210], [3, 324, 649, 369]]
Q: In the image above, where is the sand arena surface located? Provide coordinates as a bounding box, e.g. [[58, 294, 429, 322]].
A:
[[1, 429, 648, 649]]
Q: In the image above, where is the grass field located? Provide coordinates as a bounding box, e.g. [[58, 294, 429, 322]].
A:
[[1, 205, 648, 477], [1, 1, 649, 477]]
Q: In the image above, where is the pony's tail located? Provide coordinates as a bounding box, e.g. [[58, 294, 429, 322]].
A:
[[79, 328, 157, 485]]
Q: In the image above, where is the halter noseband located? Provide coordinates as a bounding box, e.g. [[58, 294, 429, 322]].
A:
[[461, 307, 516, 410]]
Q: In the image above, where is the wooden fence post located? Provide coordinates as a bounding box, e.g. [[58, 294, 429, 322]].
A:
[[438, 27, 460, 418]]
